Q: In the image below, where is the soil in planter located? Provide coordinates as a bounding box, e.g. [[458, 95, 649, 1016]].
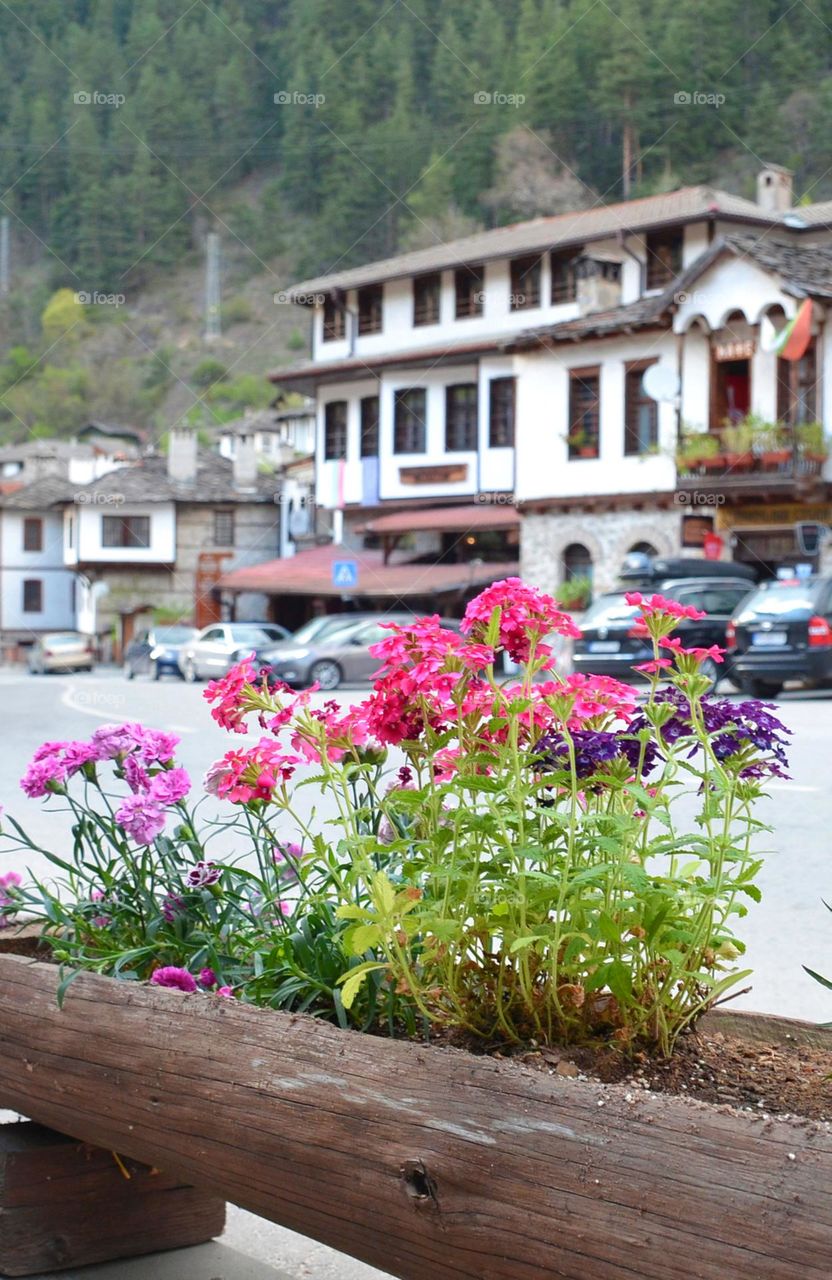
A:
[[506, 1027, 832, 1121]]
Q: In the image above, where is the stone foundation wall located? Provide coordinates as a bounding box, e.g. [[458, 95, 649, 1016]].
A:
[[520, 508, 682, 596]]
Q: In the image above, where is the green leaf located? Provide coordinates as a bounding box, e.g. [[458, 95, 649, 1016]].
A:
[[337, 961, 387, 1009], [346, 923, 382, 954], [803, 965, 832, 992]]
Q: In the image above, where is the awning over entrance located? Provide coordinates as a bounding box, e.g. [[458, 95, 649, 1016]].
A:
[[218, 543, 518, 598], [358, 503, 520, 536]]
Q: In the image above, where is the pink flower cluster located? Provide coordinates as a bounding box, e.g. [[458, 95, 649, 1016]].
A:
[[0, 871, 21, 927], [20, 725, 190, 848], [624, 591, 707, 622], [149, 965, 233, 997], [461, 577, 581, 662], [204, 739, 300, 804]]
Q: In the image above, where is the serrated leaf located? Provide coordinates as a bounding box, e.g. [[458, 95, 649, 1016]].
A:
[[337, 961, 386, 1009]]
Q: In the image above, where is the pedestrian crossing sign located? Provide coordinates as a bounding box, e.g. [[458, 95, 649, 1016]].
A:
[[332, 559, 359, 588]]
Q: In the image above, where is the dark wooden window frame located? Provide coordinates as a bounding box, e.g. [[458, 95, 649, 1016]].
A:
[[322, 295, 346, 343], [413, 272, 441, 326], [360, 395, 380, 457], [645, 228, 683, 290], [213, 509, 235, 547], [393, 388, 427, 454], [510, 255, 542, 311], [23, 516, 43, 552], [22, 578, 42, 612], [777, 339, 817, 425], [550, 249, 579, 304], [568, 366, 601, 459], [624, 359, 659, 455], [357, 284, 383, 336], [454, 265, 484, 319], [445, 383, 479, 453], [323, 400, 348, 461], [488, 377, 516, 448], [101, 515, 151, 549]]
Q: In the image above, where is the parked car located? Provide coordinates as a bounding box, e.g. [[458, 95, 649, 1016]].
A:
[[180, 622, 291, 682], [728, 576, 832, 697], [262, 613, 461, 691], [572, 576, 755, 690], [123, 625, 198, 680], [27, 632, 95, 674]]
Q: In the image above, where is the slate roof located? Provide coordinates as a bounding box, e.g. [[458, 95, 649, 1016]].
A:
[[718, 234, 832, 299], [1, 454, 277, 508], [285, 186, 782, 299]]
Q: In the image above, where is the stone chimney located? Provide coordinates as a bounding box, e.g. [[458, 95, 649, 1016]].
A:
[[167, 424, 197, 483], [575, 253, 623, 316], [233, 429, 259, 490], [29, 450, 64, 480], [757, 164, 793, 213]]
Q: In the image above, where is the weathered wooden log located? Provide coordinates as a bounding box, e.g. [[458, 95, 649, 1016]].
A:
[[0, 952, 829, 1280], [0, 1120, 225, 1276]]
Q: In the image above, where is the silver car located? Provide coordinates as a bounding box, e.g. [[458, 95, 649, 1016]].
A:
[[263, 614, 460, 691], [27, 632, 95, 674], [180, 622, 291, 682]]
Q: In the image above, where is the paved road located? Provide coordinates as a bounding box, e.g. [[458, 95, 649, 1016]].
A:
[[1, 666, 830, 1278]]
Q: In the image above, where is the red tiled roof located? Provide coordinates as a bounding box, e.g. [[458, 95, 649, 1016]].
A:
[[359, 504, 519, 535], [219, 543, 518, 598]]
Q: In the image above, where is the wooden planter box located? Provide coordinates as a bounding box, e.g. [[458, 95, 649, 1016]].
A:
[[0, 950, 829, 1280]]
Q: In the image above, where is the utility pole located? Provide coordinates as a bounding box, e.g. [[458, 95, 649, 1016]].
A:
[[204, 231, 221, 343], [0, 217, 10, 295]]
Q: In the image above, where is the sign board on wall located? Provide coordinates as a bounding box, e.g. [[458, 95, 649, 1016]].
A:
[[713, 339, 755, 362], [399, 464, 468, 485], [717, 502, 832, 530]]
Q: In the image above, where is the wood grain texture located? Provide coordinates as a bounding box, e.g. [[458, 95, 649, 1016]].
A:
[[0, 953, 829, 1280], [0, 1119, 225, 1276]]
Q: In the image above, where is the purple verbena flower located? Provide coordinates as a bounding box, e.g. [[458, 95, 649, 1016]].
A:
[[185, 861, 222, 888]]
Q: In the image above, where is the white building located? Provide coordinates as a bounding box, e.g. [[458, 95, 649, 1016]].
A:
[[268, 165, 832, 598]]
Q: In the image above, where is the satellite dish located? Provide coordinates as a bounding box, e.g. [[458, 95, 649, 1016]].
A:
[[642, 364, 680, 403]]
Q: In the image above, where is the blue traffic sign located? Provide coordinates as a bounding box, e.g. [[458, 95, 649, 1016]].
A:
[[332, 559, 359, 588]]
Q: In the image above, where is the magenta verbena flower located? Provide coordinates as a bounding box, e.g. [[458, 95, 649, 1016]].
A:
[[150, 966, 197, 993]]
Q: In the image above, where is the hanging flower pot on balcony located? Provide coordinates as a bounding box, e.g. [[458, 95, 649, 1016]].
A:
[[759, 448, 792, 468], [2, 583, 830, 1278], [723, 450, 755, 470], [699, 452, 728, 471]]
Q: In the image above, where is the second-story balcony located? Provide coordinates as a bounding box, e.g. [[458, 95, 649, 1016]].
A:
[[675, 421, 828, 495]]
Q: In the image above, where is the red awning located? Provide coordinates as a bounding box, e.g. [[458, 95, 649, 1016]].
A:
[[359, 503, 519, 536], [219, 543, 518, 598]]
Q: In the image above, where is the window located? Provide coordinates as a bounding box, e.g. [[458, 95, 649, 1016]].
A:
[[489, 377, 516, 448], [357, 284, 383, 335], [568, 368, 601, 458], [624, 362, 659, 454], [563, 543, 593, 583], [510, 255, 541, 310], [455, 265, 484, 318], [22, 579, 42, 612], [101, 515, 151, 548], [550, 250, 578, 303], [393, 388, 426, 453], [413, 272, 441, 326], [23, 517, 43, 552], [777, 339, 817, 425], [645, 229, 683, 289], [360, 396, 379, 457], [323, 401, 348, 461], [213, 509, 235, 546], [322, 294, 345, 342], [445, 383, 478, 452]]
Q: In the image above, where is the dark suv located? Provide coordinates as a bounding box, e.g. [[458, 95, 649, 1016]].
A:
[[572, 577, 755, 689], [728, 576, 832, 697]]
